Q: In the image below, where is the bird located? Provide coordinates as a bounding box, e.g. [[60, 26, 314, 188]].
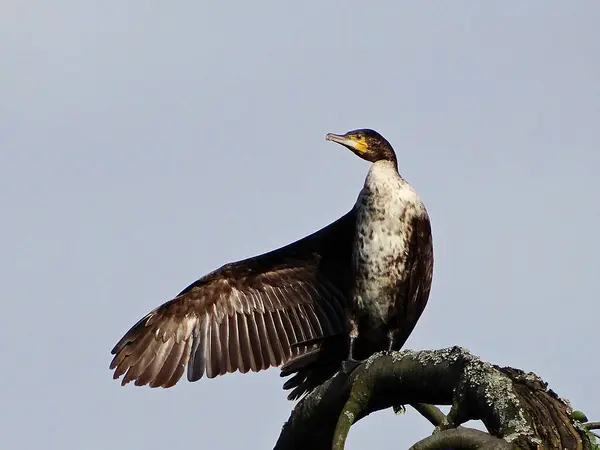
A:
[[109, 128, 434, 400]]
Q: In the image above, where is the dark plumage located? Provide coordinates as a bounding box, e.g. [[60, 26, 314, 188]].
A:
[[110, 128, 433, 400]]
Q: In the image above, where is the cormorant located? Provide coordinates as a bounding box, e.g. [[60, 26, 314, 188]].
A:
[[110, 128, 434, 400]]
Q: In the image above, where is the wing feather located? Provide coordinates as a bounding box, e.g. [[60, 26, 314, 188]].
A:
[[246, 311, 265, 370], [152, 338, 186, 387], [218, 316, 230, 375], [207, 316, 221, 378], [264, 310, 284, 365], [270, 309, 292, 359], [165, 339, 191, 388], [137, 338, 174, 386], [228, 313, 241, 373], [254, 310, 275, 368], [237, 313, 254, 373]]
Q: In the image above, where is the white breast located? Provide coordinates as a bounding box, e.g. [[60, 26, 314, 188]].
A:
[[353, 160, 426, 324]]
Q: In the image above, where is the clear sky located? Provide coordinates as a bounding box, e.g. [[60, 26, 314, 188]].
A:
[[2, 2, 599, 449]]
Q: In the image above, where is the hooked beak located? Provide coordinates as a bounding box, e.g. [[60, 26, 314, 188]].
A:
[[326, 132, 367, 153], [326, 133, 353, 146]]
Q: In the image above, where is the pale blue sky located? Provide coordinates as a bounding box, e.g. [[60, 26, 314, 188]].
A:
[[2, 2, 599, 449]]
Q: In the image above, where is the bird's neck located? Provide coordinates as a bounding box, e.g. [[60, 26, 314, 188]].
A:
[[369, 159, 401, 179], [361, 161, 406, 198], [378, 148, 398, 171]]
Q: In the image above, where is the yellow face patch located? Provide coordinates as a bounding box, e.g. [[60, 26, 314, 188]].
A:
[[350, 137, 368, 153]]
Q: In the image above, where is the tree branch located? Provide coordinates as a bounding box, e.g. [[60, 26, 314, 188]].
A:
[[273, 347, 592, 450], [410, 403, 449, 428], [409, 427, 513, 450]]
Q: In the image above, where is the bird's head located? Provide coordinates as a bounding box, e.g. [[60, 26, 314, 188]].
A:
[[326, 128, 396, 164]]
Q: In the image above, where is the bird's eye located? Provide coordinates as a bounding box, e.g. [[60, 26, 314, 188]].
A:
[[356, 134, 363, 140]]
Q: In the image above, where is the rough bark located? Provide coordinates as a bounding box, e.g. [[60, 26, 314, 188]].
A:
[[274, 347, 593, 450]]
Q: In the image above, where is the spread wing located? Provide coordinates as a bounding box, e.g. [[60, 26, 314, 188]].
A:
[[110, 211, 355, 388]]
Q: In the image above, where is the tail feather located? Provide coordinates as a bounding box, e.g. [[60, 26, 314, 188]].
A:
[[281, 346, 321, 376], [279, 333, 347, 400]]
